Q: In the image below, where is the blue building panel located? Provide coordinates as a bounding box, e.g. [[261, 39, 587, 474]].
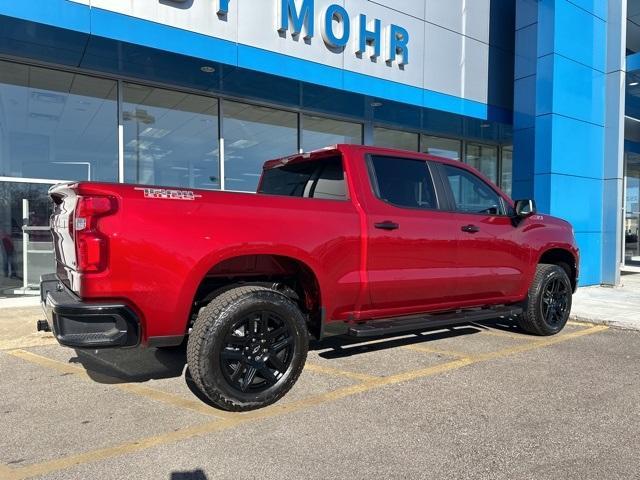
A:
[[547, 174, 604, 233], [533, 114, 604, 179], [553, 0, 606, 72], [565, 0, 608, 22], [515, 0, 539, 30], [90, 8, 239, 68], [0, 15, 89, 67], [536, 54, 605, 126], [514, 74, 537, 130], [514, 23, 538, 80], [0, 0, 90, 33], [573, 231, 603, 286]]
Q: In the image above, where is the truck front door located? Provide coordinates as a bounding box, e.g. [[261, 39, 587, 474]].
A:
[[437, 163, 530, 302]]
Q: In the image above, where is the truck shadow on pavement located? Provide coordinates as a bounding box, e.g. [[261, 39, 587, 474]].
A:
[[67, 318, 525, 386]]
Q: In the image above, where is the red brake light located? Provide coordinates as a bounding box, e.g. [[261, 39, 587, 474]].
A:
[[73, 196, 116, 273]]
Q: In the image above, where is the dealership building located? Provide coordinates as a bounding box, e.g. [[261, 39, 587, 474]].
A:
[[0, 0, 638, 292]]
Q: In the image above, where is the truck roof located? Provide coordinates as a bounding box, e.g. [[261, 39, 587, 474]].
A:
[[261, 144, 467, 171]]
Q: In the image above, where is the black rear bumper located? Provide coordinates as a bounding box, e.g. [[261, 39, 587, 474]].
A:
[[40, 273, 139, 348]]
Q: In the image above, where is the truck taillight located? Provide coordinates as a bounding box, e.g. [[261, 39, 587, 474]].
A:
[[73, 196, 116, 273]]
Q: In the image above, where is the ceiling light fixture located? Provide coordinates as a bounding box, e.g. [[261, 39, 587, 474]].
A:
[[630, 81, 639, 86], [370, 101, 383, 108], [200, 66, 215, 73]]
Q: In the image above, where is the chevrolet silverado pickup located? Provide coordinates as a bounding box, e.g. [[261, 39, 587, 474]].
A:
[[40, 145, 579, 411]]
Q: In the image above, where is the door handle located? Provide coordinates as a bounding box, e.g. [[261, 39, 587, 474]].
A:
[[461, 224, 480, 233], [375, 221, 400, 231]]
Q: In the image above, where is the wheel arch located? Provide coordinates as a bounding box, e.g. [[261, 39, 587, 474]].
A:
[[182, 250, 325, 339], [538, 248, 578, 291]]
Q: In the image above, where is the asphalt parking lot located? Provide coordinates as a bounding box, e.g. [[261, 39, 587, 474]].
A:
[[1, 307, 639, 480]]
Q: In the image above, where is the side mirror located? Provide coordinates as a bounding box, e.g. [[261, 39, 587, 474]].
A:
[[514, 199, 536, 218]]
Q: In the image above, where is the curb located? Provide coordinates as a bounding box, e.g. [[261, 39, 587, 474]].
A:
[[570, 314, 640, 332]]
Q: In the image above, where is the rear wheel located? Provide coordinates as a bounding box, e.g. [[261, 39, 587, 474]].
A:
[[519, 264, 572, 336], [187, 286, 308, 411]]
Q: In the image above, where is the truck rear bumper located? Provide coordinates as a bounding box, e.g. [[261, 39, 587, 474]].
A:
[[40, 273, 140, 348]]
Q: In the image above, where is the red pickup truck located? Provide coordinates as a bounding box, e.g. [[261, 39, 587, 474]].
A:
[[40, 145, 578, 411]]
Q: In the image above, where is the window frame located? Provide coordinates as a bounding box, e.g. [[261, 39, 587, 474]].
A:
[[433, 161, 512, 217], [365, 154, 442, 212]]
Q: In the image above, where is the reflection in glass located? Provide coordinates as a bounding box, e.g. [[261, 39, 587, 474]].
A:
[[123, 83, 220, 189], [501, 146, 513, 197], [373, 127, 419, 152], [443, 165, 505, 215], [466, 143, 498, 185], [421, 135, 461, 160], [0, 60, 118, 182], [0, 182, 54, 290], [302, 115, 362, 151], [223, 101, 298, 192]]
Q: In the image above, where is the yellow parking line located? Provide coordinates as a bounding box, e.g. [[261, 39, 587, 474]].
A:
[[0, 465, 14, 479], [568, 320, 597, 327], [401, 344, 471, 359], [5, 349, 231, 420], [304, 362, 379, 382], [2, 324, 608, 480], [468, 325, 609, 362]]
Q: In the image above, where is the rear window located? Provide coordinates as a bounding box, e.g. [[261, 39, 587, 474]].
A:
[[258, 156, 347, 200]]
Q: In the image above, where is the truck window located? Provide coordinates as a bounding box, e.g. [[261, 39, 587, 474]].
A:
[[442, 164, 506, 215], [369, 155, 437, 210], [259, 157, 347, 200]]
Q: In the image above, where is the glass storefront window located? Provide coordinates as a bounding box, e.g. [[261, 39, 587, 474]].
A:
[[123, 83, 220, 189], [223, 100, 298, 192], [421, 135, 461, 160], [625, 153, 640, 264], [501, 146, 513, 197], [466, 143, 499, 185], [373, 127, 419, 152], [0, 182, 54, 291], [0, 61, 118, 182], [302, 115, 362, 151]]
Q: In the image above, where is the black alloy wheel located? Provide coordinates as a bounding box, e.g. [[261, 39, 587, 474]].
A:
[[220, 310, 294, 393], [541, 277, 570, 327]]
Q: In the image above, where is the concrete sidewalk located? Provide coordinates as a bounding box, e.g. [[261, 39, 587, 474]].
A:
[[571, 269, 640, 331]]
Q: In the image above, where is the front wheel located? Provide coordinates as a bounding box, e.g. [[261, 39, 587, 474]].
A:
[[518, 264, 572, 336], [187, 286, 308, 411]]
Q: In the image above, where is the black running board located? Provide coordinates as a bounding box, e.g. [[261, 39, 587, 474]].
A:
[[348, 306, 522, 338]]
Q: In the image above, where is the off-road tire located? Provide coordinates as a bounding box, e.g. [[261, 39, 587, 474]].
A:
[[186, 286, 308, 411], [518, 264, 572, 336]]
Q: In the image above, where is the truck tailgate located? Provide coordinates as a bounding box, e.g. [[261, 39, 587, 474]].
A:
[[49, 184, 79, 287]]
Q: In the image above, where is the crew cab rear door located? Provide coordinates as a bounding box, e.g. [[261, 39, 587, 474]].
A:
[[363, 154, 459, 315], [435, 162, 530, 302]]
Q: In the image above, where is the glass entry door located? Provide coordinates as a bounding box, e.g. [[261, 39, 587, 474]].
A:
[[624, 153, 640, 266], [0, 182, 54, 294]]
